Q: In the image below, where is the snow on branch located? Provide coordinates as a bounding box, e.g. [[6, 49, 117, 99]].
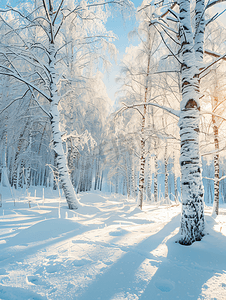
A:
[[42, 0, 51, 22], [0, 68, 51, 102], [150, 20, 178, 35], [148, 2, 177, 18], [201, 145, 226, 157], [136, 102, 180, 117], [206, 0, 226, 9], [117, 98, 180, 118], [206, 8, 226, 26], [203, 175, 226, 182], [116, 102, 144, 117]]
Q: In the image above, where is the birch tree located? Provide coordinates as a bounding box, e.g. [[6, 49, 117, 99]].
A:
[[117, 7, 164, 208], [201, 22, 226, 215], [0, 0, 131, 209], [138, 0, 226, 244]]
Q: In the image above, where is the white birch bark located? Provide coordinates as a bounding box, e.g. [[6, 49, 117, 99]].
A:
[[48, 35, 79, 208], [138, 115, 146, 209], [147, 155, 152, 201], [164, 141, 168, 201], [138, 44, 151, 209], [173, 152, 178, 201], [178, 0, 204, 244], [1, 117, 10, 188], [131, 159, 136, 198], [212, 96, 220, 215], [154, 141, 158, 203]]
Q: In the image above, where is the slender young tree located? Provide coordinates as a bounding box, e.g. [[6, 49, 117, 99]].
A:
[[200, 22, 226, 215], [117, 5, 164, 209]]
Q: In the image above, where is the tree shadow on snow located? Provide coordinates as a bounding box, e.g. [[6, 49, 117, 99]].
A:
[[139, 215, 226, 300], [77, 214, 226, 300], [77, 214, 181, 300]]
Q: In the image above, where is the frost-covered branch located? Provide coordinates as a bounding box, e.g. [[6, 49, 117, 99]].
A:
[[206, 0, 226, 9], [116, 103, 144, 117], [203, 175, 226, 182], [0, 68, 50, 102], [119, 101, 180, 118], [201, 145, 226, 157]]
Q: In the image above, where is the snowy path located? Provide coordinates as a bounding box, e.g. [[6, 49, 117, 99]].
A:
[[0, 188, 226, 299]]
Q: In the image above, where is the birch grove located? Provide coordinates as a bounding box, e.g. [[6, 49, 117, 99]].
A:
[[0, 0, 131, 209], [1, 0, 226, 247]]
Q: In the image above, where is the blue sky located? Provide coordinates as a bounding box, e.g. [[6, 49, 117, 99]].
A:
[[104, 0, 143, 105], [0, 0, 143, 105]]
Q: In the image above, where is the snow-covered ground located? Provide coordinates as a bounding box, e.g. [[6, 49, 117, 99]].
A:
[[0, 187, 226, 300]]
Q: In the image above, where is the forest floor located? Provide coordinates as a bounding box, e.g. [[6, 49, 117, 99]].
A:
[[0, 187, 226, 300]]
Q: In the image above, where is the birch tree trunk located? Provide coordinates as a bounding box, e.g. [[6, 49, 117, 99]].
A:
[[178, 0, 204, 245], [173, 152, 178, 202], [154, 142, 158, 202], [147, 155, 152, 201], [12, 120, 29, 189], [1, 117, 10, 188], [131, 160, 136, 198], [164, 141, 168, 201], [49, 41, 79, 209], [138, 44, 151, 209], [212, 96, 220, 215], [138, 114, 146, 209]]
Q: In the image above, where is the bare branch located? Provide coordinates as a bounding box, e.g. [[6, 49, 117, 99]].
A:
[[0, 89, 30, 115], [204, 49, 226, 61], [199, 52, 226, 76], [42, 0, 51, 22], [53, 0, 64, 25], [153, 24, 182, 65], [200, 110, 226, 122]]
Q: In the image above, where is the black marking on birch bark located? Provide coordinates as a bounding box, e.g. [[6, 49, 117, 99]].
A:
[[185, 99, 198, 109], [180, 160, 199, 166], [182, 81, 191, 86], [181, 140, 196, 147], [180, 131, 198, 137], [183, 25, 189, 31], [183, 49, 192, 54]]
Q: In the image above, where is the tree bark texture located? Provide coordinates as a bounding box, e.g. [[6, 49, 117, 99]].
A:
[[212, 96, 220, 215], [49, 43, 79, 209], [178, 0, 205, 245]]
